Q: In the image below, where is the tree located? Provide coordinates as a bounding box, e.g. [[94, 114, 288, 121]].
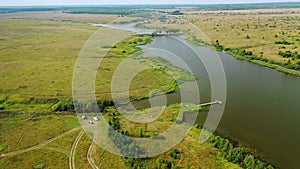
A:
[[230, 147, 244, 164], [144, 124, 148, 133], [139, 128, 143, 137], [243, 154, 255, 169], [255, 159, 265, 169], [265, 165, 274, 169]]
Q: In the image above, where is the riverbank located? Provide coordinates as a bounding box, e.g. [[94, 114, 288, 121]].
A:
[[128, 33, 286, 168], [185, 32, 300, 77], [181, 107, 277, 169], [138, 9, 300, 77]]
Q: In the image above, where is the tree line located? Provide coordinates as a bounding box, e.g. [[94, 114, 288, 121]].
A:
[[211, 136, 275, 169], [50, 100, 114, 113]]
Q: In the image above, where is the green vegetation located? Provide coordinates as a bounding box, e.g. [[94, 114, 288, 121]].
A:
[[141, 7, 300, 76], [0, 6, 284, 168], [210, 136, 275, 169], [226, 49, 300, 76], [278, 50, 300, 59], [97, 104, 243, 169], [188, 11, 300, 76], [169, 10, 183, 15], [108, 112, 147, 158], [0, 10, 201, 169]]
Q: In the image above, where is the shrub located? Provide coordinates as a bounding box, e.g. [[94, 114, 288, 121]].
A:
[[51, 100, 74, 112]]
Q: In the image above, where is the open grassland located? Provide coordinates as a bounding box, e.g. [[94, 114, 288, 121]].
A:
[[0, 112, 79, 154], [0, 14, 194, 112], [1, 149, 69, 169], [186, 9, 300, 62], [0, 11, 141, 24], [0, 18, 97, 101]]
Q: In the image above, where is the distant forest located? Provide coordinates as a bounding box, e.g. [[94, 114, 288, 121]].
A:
[[1, 2, 300, 15]]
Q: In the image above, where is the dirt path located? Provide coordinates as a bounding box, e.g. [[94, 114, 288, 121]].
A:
[[39, 147, 69, 156], [2, 127, 81, 158], [87, 138, 99, 169], [69, 131, 84, 169]]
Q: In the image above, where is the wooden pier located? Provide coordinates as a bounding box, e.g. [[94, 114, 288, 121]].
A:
[[198, 100, 222, 106]]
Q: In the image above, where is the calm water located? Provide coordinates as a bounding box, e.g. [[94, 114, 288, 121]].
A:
[[138, 36, 300, 169], [97, 23, 300, 169]]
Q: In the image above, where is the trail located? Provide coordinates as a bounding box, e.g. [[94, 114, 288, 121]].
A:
[[2, 127, 81, 158], [69, 131, 84, 169], [87, 138, 99, 169], [39, 147, 69, 156]]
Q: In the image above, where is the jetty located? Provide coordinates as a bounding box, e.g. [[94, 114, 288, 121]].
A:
[[198, 100, 222, 106]]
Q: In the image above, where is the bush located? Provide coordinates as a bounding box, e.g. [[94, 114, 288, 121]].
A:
[[51, 100, 74, 112], [278, 51, 300, 59], [274, 40, 293, 45]]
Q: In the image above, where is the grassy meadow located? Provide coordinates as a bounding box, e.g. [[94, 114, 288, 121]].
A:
[[0, 9, 278, 169]]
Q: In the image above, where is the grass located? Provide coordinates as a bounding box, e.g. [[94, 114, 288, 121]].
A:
[[0, 11, 201, 169], [0, 149, 69, 169], [0, 16, 195, 111], [140, 8, 300, 76], [0, 112, 79, 154], [0, 19, 97, 101], [88, 104, 242, 169], [0, 10, 280, 168], [74, 134, 93, 169], [0, 11, 140, 24]]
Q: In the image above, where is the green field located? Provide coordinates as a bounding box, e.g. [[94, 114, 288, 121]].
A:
[[0, 9, 277, 169]]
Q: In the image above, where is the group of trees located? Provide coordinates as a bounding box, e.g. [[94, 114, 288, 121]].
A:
[[227, 47, 300, 72], [224, 47, 253, 56], [108, 112, 147, 158], [274, 40, 294, 45], [278, 51, 300, 59], [125, 158, 147, 169], [50, 99, 114, 113], [50, 100, 74, 112], [169, 148, 181, 159], [214, 40, 224, 51], [211, 136, 275, 169], [169, 10, 183, 15], [156, 158, 180, 169]]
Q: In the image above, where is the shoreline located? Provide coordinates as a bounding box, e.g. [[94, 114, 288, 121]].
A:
[[185, 32, 300, 77]]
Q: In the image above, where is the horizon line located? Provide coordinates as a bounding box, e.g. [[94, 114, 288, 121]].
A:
[[1, 1, 300, 7]]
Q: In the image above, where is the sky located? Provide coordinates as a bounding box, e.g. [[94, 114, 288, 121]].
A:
[[0, 0, 299, 6]]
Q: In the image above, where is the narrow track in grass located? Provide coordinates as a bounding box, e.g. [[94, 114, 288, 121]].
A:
[[69, 131, 84, 169], [87, 138, 99, 169]]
